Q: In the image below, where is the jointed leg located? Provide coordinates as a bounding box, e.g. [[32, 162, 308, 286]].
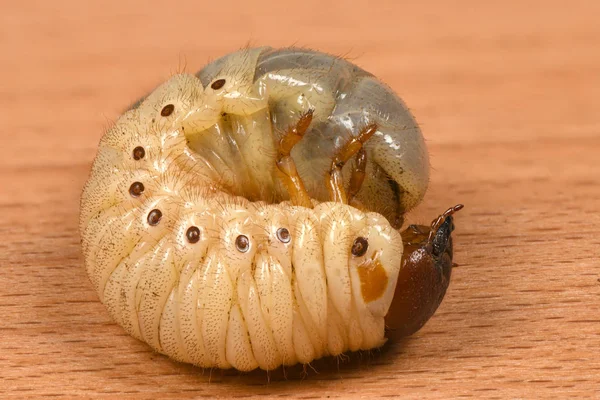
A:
[[347, 147, 367, 205], [327, 123, 377, 204], [427, 204, 464, 247], [276, 110, 314, 208]]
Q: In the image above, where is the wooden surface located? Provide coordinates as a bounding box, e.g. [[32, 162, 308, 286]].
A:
[[1, 1, 599, 398]]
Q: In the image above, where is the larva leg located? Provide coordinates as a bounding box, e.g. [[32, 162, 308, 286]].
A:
[[327, 124, 378, 204], [347, 147, 367, 207], [276, 110, 314, 208]]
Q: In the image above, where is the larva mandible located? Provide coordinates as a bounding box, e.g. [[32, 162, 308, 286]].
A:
[[80, 47, 462, 371]]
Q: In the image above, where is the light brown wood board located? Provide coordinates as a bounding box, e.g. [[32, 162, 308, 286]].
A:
[[1, 1, 599, 398]]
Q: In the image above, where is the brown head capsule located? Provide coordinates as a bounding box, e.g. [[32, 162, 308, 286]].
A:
[[385, 204, 463, 339]]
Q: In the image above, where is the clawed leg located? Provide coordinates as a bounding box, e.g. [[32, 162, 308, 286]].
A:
[[276, 110, 314, 208], [347, 147, 367, 205], [327, 123, 378, 204], [426, 204, 464, 249]]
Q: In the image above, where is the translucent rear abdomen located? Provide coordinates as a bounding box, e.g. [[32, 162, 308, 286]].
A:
[[196, 47, 430, 226]]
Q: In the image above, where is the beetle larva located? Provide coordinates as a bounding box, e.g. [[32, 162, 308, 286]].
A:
[[80, 47, 462, 371]]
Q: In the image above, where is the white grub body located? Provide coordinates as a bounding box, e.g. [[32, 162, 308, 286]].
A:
[[80, 47, 429, 371]]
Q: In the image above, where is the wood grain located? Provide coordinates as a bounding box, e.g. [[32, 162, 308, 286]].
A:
[[1, 1, 599, 398]]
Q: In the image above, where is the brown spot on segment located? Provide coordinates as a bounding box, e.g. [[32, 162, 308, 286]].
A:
[[211, 79, 226, 90], [235, 235, 250, 253], [186, 226, 200, 243], [147, 209, 162, 226], [357, 259, 389, 303], [351, 237, 369, 257], [132, 146, 145, 160], [276, 227, 290, 243], [161, 104, 174, 116], [129, 181, 145, 197]]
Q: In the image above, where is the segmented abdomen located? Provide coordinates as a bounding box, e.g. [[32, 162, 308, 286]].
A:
[[80, 48, 418, 371]]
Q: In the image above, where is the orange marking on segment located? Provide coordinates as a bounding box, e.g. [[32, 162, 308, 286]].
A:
[[357, 259, 388, 303]]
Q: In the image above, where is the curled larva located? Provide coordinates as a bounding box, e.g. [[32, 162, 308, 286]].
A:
[[80, 47, 462, 371]]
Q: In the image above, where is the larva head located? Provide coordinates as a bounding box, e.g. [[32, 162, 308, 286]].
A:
[[385, 204, 463, 339], [348, 212, 403, 318]]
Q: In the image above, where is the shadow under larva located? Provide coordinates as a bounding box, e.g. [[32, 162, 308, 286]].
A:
[[80, 46, 463, 372]]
